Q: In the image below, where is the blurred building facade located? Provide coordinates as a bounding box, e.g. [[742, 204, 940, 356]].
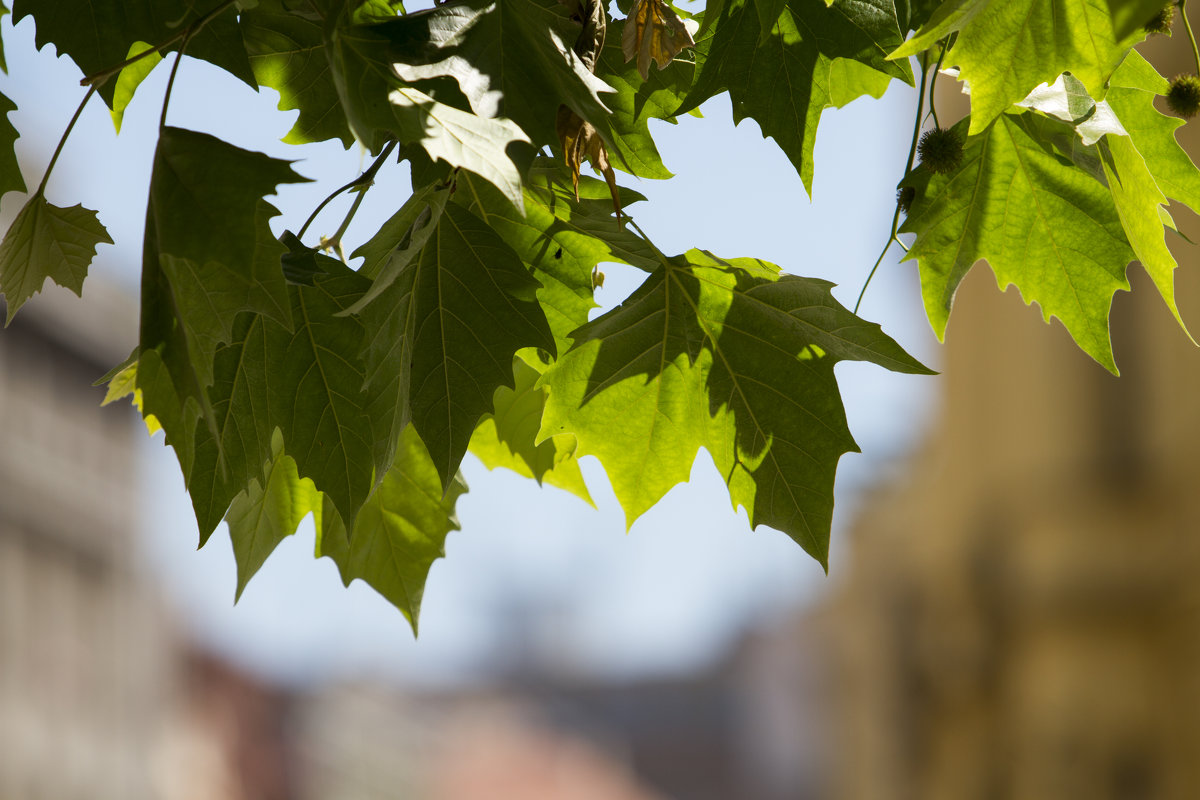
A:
[[825, 33, 1200, 800], [0, 285, 175, 799]]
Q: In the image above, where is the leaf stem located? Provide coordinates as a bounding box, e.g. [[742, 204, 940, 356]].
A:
[[158, 26, 195, 130], [80, 0, 239, 87], [927, 38, 949, 129], [625, 216, 670, 266], [1182, 0, 1200, 76], [854, 59, 928, 315], [297, 141, 397, 242], [35, 84, 98, 198]]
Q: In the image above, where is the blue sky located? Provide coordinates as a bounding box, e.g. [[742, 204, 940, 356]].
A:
[[0, 12, 943, 686]]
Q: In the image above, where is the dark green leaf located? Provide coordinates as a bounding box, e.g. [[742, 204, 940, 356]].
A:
[[357, 201, 556, 490], [12, 0, 256, 105], [0, 195, 111, 322], [680, 0, 911, 194], [540, 248, 930, 565], [455, 160, 658, 352], [242, 0, 356, 146], [1, 90, 24, 198]]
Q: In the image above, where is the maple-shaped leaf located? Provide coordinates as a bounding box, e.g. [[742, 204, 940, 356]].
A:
[[325, 17, 531, 206], [1106, 51, 1200, 215], [595, 16, 697, 179], [901, 114, 1136, 371], [470, 357, 594, 504], [1, 91, 25, 198], [890, 0, 1161, 135], [455, 160, 658, 352], [318, 425, 467, 633], [539, 248, 930, 565], [680, 0, 911, 194], [12, 0, 256, 105], [226, 430, 322, 601], [354, 201, 556, 490], [141, 128, 301, 388], [0, 195, 111, 323], [623, 0, 695, 80], [382, 0, 617, 152], [242, 0, 355, 146]]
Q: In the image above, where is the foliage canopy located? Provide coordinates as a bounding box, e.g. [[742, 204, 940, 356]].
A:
[[0, 0, 1194, 628]]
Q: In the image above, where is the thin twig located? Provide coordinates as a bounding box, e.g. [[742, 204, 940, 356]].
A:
[[854, 59, 929, 315], [35, 85, 98, 197], [1182, 0, 1200, 76], [297, 141, 398, 241]]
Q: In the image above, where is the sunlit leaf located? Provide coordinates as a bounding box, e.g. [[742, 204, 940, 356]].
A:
[[318, 425, 467, 633], [540, 248, 930, 564]]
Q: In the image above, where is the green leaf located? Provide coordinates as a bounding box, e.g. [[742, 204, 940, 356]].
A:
[[242, 0, 356, 146], [12, 0, 256, 105], [680, 0, 911, 194], [455, 160, 658, 352], [595, 16, 698, 179], [0, 90, 24, 198], [901, 114, 1135, 371], [1106, 51, 1200, 213], [0, 194, 111, 323], [890, 0, 1156, 135], [317, 425, 467, 633], [356, 201, 556, 490], [270, 267, 380, 532], [226, 430, 322, 602], [142, 128, 301, 387], [539, 248, 930, 565], [470, 357, 593, 504], [324, 16, 532, 206], [1099, 133, 1190, 342], [0, 1, 10, 73], [383, 0, 617, 151], [110, 41, 162, 133]]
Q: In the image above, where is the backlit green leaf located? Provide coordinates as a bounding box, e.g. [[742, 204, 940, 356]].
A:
[[470, 357, 593, 504], [540, 248, 930, 565], [110, 42, 162, 133], [901, 114, 1135, 371], [890, 0, 1159, 134], [318, 425, 467, 633], [227, 430, 322, 602]]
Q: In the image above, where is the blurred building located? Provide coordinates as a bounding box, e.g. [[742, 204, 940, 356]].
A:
[[825, 32, 1200, 800], [0, 283, 175, 799]]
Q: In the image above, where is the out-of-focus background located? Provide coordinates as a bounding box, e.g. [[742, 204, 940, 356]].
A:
[[3, 10, 1200, 800]]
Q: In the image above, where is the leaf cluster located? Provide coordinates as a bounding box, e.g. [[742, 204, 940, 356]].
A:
[[0, 0, 1196, 626]]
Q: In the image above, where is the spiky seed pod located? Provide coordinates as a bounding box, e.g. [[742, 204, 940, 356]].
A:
[[1168, 74, 1200, 118], [918, 127, 964, 175], [897, 186, 915, 214], [1145, 4, 1175, 34]]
